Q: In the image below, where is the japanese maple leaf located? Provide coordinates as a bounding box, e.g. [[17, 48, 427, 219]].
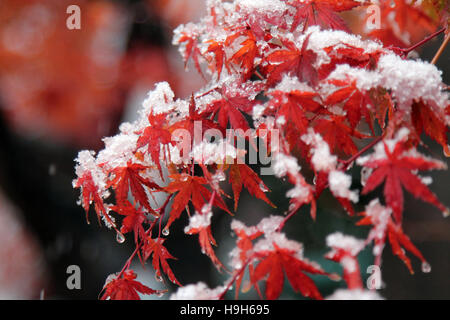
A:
[[313, 171, 356, 216], [314, 116, 368, 156], [358, 205, 429, 274], [325, 79, 374, 131], [283, 0, 363, 32], [411, 100, 450, 156], [360, 138, 449, 224], [268, 88, 322, 139], [205, 40, 230, 79], [169, 95, 223, 141], [318, 44, 382, 80], [228, 163, 275, 211], [107, 161, 161, 214], [111, 201, 146, 243], [74, 171, 116, 228], [101, 269, 162, 300], [177, 32, 204, 77], [231, 223, 264, 299], [204, 84, 258, 132], [164, 173, 230, 229], [264, 35, 318, 86], [227, 29, 258, 79], [185, 223, 225, 271], [252, 242, 328, 300], [142, 237, 181, 285], [136, 112, 174, 178]]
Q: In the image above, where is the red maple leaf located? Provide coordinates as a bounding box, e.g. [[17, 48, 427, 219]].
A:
[[107, 161, 161, 214], [283, 0, 363, 32], [169, 95, 224, 142], [231, 222, 264, 299], [226, 29, 258, 79], [142, 237, 181, 285], [111, 201, 146, 244], [361, 138, 448, 224], [252, 243, 328, 300], [325, 78, 374, 131], [204, 84, 258, 132], [267, 88, 322, 147], [411, 100, 450, 156], [164, 173, 229, 229], [264, 35, 318, 86], [177, 32, 204, 77], [136, 112, 174, 178], [357, 203, 429, 274], [101, 269, 162, 300], [185, 222, 225, 271], [73, 171, 112, 226], [205, 40, 230, 79], [314, 116, 369, 156], [228, 163, 275, 211]]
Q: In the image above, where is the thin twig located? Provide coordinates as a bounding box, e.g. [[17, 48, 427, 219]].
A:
[[431, 32, 450, 65]]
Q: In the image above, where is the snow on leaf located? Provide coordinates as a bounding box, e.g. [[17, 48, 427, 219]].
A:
[[164, 173, 229, 229], [358, 133, 448, 224], [107, 161, 161, 215], [264, 34, 318, 86], [252, 240, 328, 300]]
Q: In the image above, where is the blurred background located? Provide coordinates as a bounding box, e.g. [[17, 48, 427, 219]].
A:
[[0, 0, 448, 299]]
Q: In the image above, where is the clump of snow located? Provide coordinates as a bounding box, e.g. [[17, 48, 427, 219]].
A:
[[326, 232, 365, 256], [272, 153, 301, 177], [140, 82, 175, 116], [235, 0, 287, 14], [190, 140, 239, 165], [328, 170, 359, 203], [273, 75, 315, 93], [74, 150, 105, 188], [301, 129, 337, 172], [376, 54, 448, 110], [184, 208, 213, 233], [364, 199, 391, 256], [170, 282, 224, 300], [253, 232, 303, 255], [96, 133, 139, 169], [326, 289, 384, 300], [325, 64, 381, 92], [231, 219, 260, 237]]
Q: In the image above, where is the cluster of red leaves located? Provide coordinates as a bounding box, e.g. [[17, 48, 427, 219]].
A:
[[73, 0, 449, 300]]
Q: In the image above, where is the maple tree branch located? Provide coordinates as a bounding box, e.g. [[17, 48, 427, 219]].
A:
[[218, 256, 252, 300], [431, 32, 450, 65], [395, 27, 446, 57], [340, 135, 383, 170], [277, 209, 298, 232]]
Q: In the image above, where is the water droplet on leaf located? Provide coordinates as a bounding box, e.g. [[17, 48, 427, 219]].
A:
[[421, 262, 431, 273], [116, 231, 125, 244]]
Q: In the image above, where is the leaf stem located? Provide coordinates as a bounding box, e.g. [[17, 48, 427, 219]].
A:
[[340, 135, 383, 170], [396, 28, 445, 57], [431, 32, 450, 65], [218, 257, 252, 300]]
